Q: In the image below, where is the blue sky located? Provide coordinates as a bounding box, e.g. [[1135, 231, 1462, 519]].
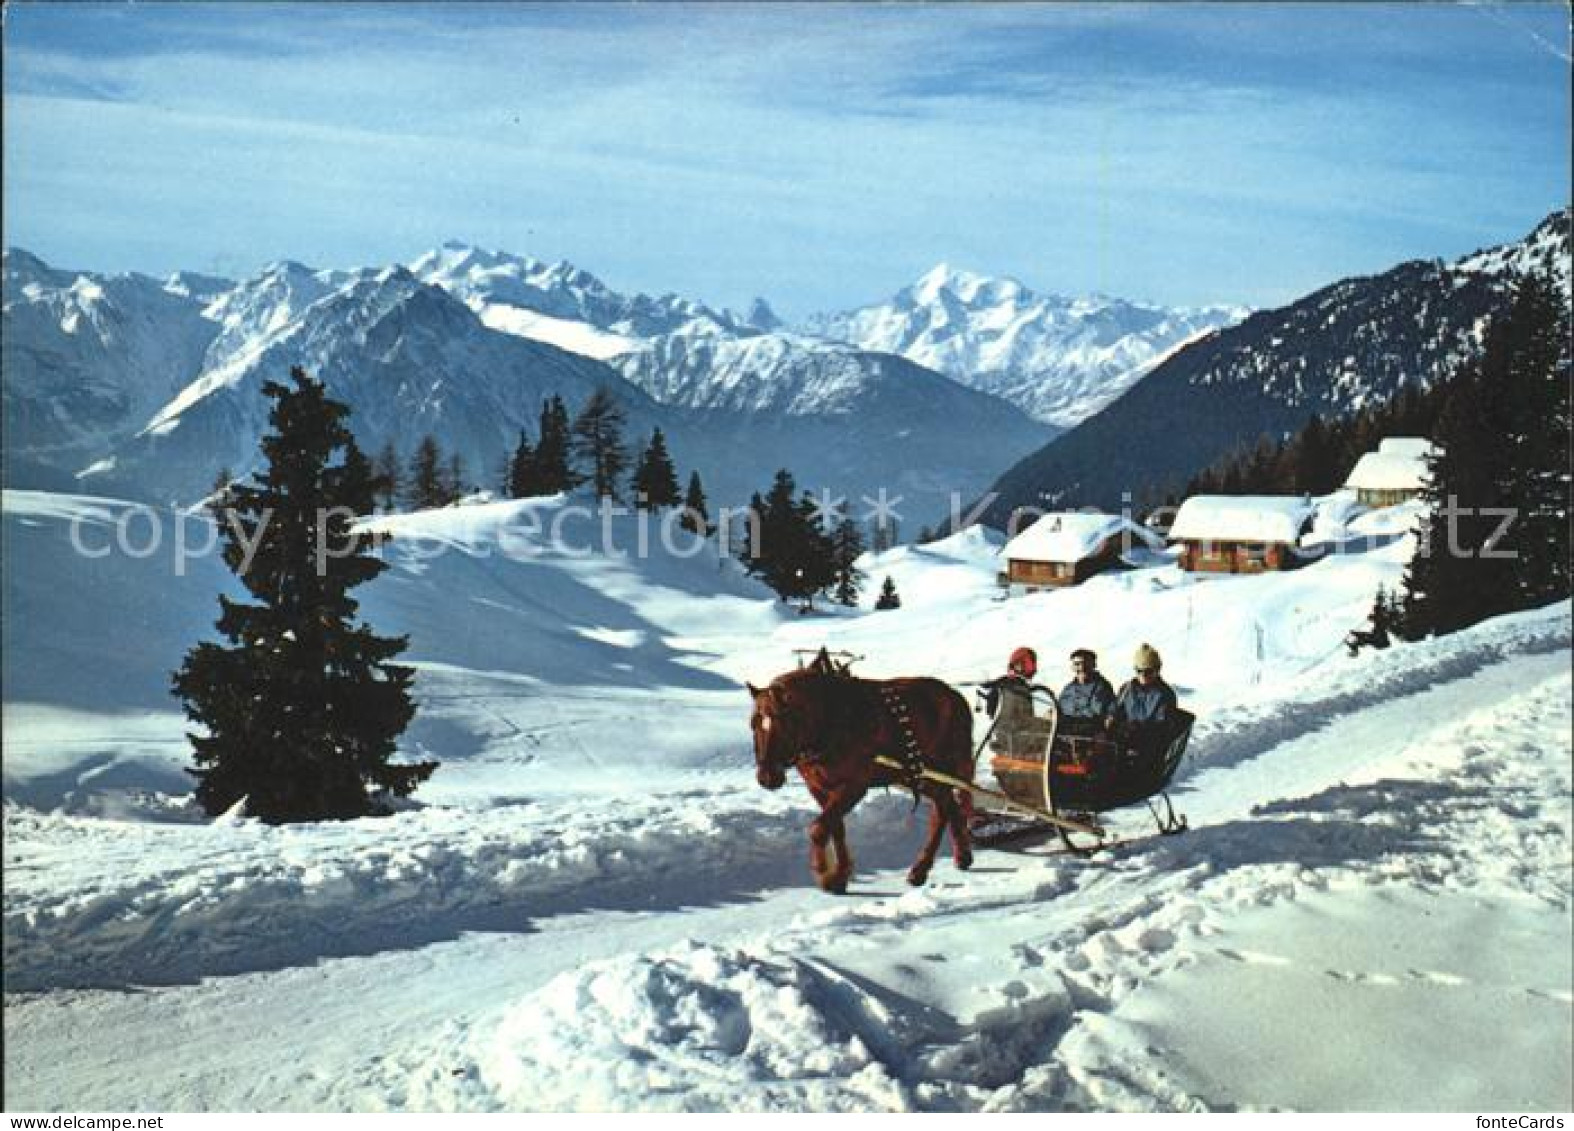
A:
[[4, 2, 1569, 316]]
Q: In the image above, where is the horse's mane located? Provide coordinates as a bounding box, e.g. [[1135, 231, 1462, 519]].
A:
[[770, 667, 874, 746]]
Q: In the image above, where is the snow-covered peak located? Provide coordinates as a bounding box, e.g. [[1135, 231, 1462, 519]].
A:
[[4, 247, 79, 294], [409, 241, 741, 345], [807, 268, 1248, 427], [202, 259, 354, 357], [162, 270, 234, 303], [910, 262, 1031, 309], [1453, 207, 1571, 296]]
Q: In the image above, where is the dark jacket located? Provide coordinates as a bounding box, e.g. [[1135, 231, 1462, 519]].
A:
[[1113, 677, 1177, 725], [1058, 674, 1116, 720]]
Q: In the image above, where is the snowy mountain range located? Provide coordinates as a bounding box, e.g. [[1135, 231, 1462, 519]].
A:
[[805, 264, 1248, 427], [3, 246, 1053, 522], [968, 207, 1573, 522]]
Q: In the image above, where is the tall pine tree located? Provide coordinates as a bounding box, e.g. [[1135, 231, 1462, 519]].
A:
[[1494, 271, 1571, 609], [631, 428, 681, 508], [372, 441, 402, 512], [534, 395, 577, 493], [830, 514, 865, 607], [570, 387, 629, 499], [1399, 273, 1569, 637], [173, 368, 434, 823], [407, 435, 447, 509], [747, 470, 837, 608], [508, 429, 539, 498], [680, 470, 712, 536]]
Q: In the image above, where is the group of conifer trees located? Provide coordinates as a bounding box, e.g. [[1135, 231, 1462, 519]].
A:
[[174, 379, 731, 823], [1168, 381, 1446, 504], [735, 469, 870, 610], [503, 391, 711, 529], [362, 388, 714, 531], [1396, 272, 1570, 638]]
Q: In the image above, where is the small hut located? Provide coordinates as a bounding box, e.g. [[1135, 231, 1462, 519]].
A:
[[1000, 512, 1163, 591], [1170, 495, 1318, 574], [1344, 437, 1437, 508]]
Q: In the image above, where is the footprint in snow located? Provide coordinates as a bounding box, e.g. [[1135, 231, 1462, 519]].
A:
[[1215, 947, 1292, 967], [1407, 968, 1469, 986]]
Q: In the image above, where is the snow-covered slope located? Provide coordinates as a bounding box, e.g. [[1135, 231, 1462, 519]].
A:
[[5, 481, 1570, 1111], [807, 264, 1248, 426]]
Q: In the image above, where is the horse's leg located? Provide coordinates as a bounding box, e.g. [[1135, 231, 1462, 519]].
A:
[[813, 787, 863, 895], [828, 820, 854, 894], [806, 786, 835, 889], [908, 791, 949, 886], [947, 788, 974, 871]]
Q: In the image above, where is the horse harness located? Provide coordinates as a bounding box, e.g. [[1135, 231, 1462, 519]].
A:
[[773, 677, 926, 796], [878, 683, 927, 796]]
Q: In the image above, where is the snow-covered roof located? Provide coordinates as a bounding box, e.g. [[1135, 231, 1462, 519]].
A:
[[1377, 437, 1435, 459], [1002, 511, 1162, 563], [1345, 442, 1436, 492], [1168, 495, 1316, 544]]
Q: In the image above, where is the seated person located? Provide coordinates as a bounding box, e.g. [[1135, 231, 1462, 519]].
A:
[[984, 647, 1052, 756], [1058, 648, 1115, 733], [1111, 643, 1179, 749]]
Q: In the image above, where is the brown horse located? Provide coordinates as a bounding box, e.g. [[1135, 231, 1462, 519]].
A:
[[748, 664, 976, 893]]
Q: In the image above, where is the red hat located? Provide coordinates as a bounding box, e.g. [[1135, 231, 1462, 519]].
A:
[[1008, 646, 1037, 678]]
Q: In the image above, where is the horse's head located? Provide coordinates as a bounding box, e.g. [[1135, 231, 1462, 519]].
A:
[[747, 673, 822, 790]]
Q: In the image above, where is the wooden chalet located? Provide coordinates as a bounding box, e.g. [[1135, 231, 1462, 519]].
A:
[[1344, 438, 1437, 508], [1000, 512, 1163, 591], [1170, 495, 1318, 574]]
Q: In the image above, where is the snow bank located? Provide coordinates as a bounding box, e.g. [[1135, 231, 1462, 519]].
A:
[[1, 786, 821, 991], [483, 941, 907, 1112]]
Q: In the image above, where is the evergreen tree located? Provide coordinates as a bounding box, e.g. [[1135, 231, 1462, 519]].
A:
[[372, 441, 402, 512], [1494, 272, 1572, 609], [875, 575, 902, 610], [680, 471, 712, 536], [444, 452, 468, 503], [1404, 306, 1523, 635], [788, 490, 838, 608], [630, 428, 682, 509], [570, 387, 629, 499], [507, 430, 538, 499], [172, 368, 433, 823], [534, 395, 577, 493], [830, 514, 865, 607], [732, 490, 762, 570], [407, 435, 446, 509], [747, 470, 836, 607], [207, 467, 236, 514]]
